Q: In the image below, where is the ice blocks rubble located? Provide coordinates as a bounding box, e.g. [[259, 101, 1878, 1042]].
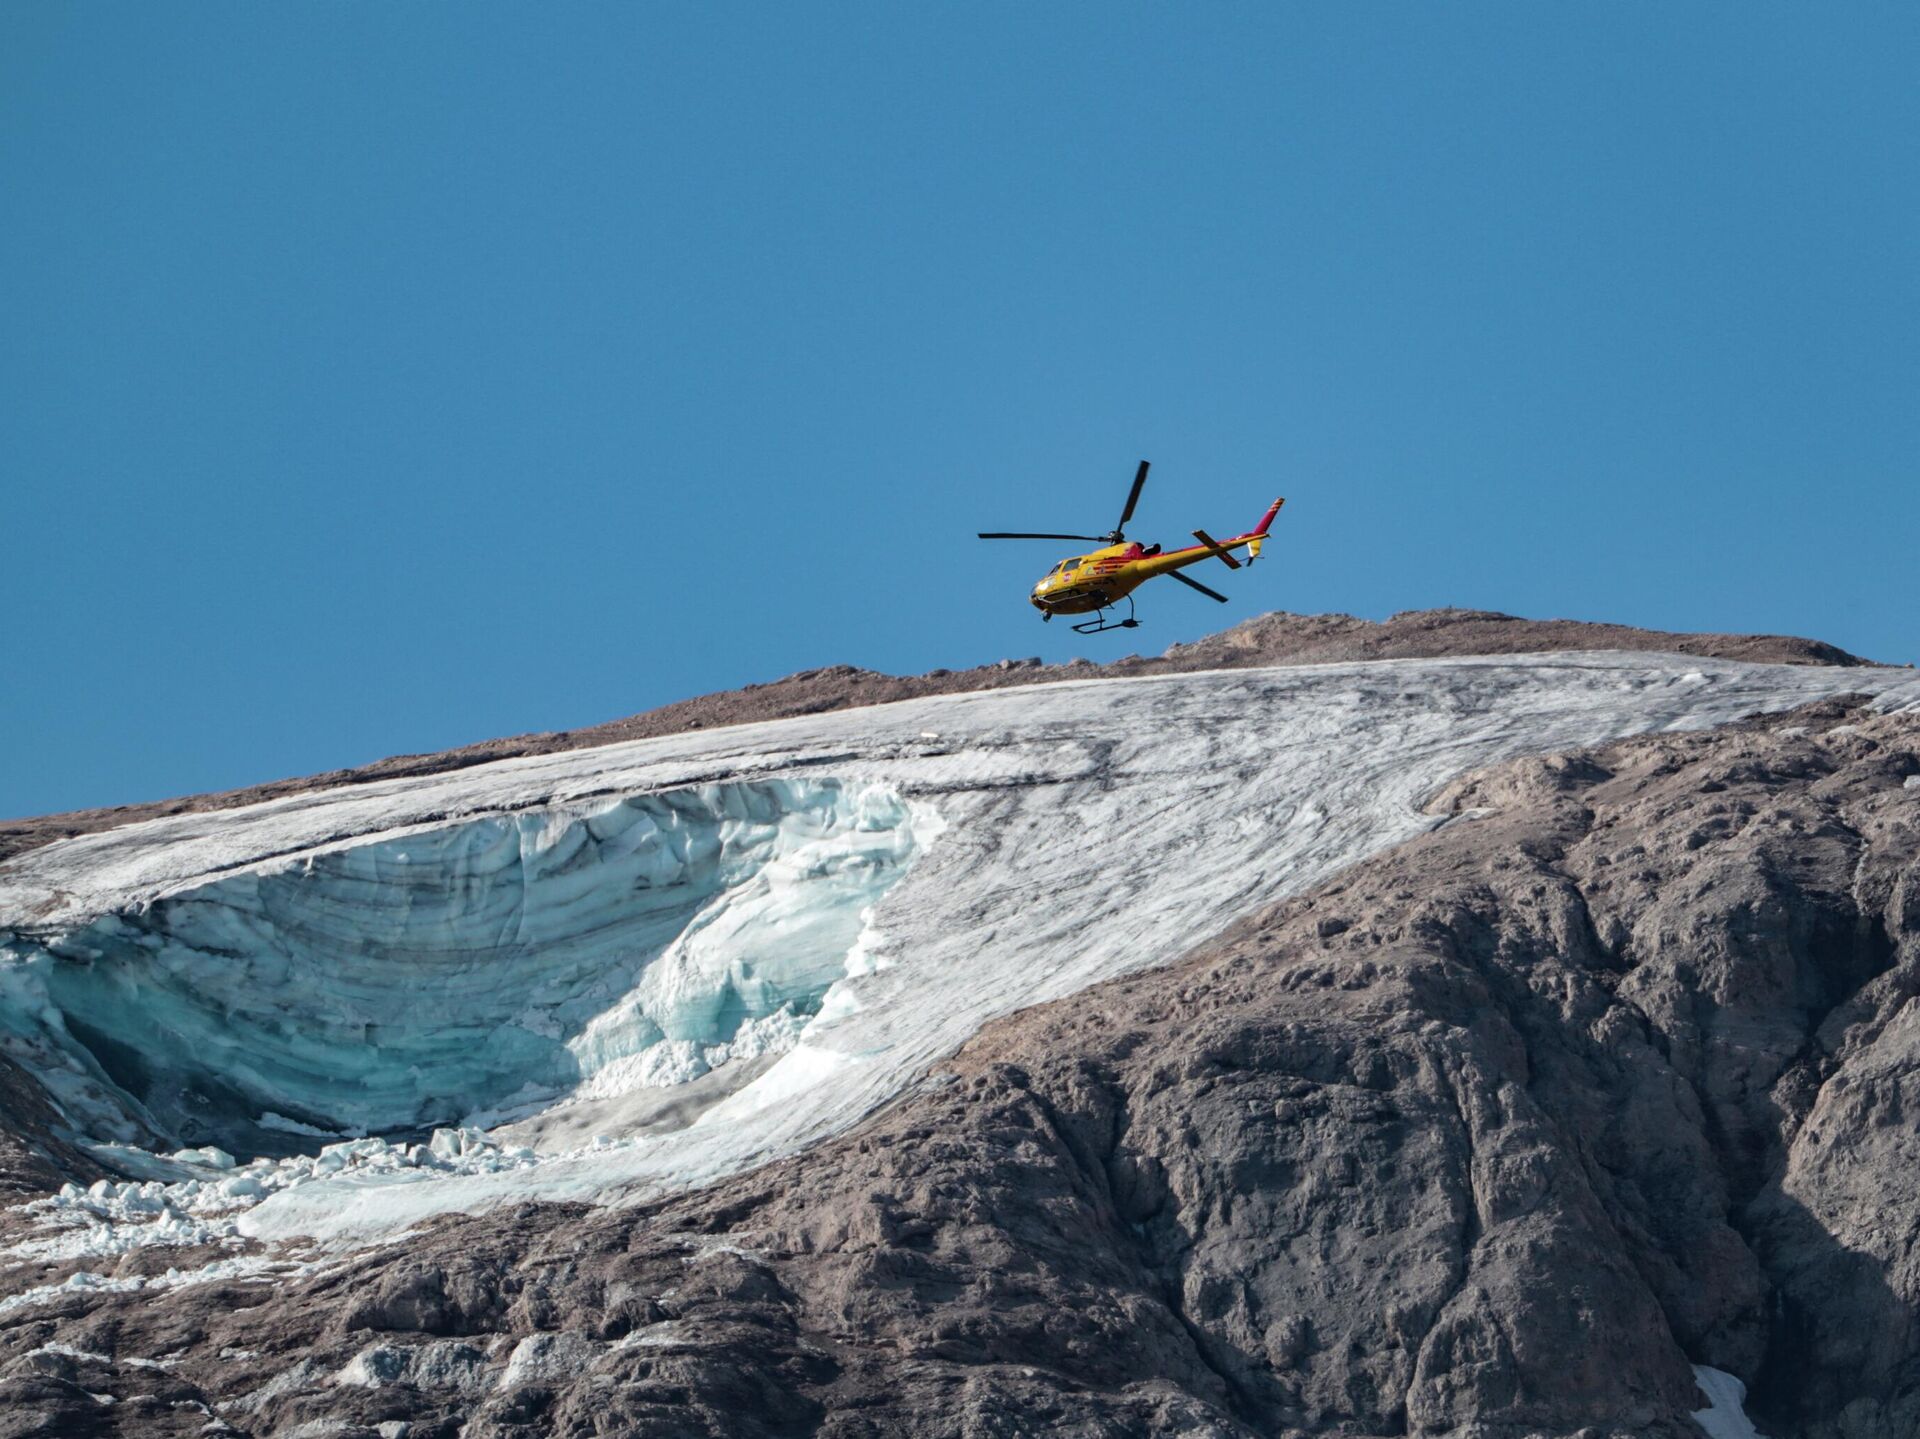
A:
[[0, 779, 927, 1153], [1, 653, 1917, 1249]]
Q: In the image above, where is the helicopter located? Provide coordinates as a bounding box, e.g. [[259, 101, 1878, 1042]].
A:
[[980, 461, 1285, 634]]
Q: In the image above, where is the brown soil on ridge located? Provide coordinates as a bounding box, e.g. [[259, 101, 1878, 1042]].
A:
[[0, 607, 1880, 864]]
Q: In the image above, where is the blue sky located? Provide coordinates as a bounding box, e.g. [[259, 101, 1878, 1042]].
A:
[[3, 5, 1916, 817]]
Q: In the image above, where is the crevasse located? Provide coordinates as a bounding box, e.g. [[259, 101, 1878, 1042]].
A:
[[0, 778, 926, 1156]]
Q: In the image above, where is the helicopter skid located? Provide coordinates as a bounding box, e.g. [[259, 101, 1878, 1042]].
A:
[[1066, 592, 1139, 634]]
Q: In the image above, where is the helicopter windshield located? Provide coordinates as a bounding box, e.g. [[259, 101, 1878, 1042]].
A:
[[1053, 558, 1076, 573]]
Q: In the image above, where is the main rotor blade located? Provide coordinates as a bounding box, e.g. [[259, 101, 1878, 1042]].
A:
[[1116, 460, 1149, 532], [978, 531, 1108, 542], [1168, 568, 1230, 603]]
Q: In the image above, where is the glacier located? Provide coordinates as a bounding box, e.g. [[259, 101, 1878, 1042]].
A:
[[0, 778, 928, 1155], [3, 653, 1918, 1256]]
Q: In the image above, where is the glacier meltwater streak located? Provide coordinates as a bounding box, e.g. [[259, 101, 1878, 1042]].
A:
[[0, 778, 927, 1156]]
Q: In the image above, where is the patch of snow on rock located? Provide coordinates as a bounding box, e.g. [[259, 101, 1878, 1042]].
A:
[[1692, 1364, 1769, 1438]]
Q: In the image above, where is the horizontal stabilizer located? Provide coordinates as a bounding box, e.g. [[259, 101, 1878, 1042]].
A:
[[1192, 529, 1242, 570]]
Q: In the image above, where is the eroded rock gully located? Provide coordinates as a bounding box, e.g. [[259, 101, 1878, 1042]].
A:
[[4, 696, 1919, 1438]]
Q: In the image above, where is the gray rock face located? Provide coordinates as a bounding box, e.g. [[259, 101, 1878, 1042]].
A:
[[0, 1053, 107, 1206], [2, 697, 1917, 1436]]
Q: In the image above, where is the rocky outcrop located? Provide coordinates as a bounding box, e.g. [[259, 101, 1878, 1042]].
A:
[[3, 695, 1915, 1437], [0, 608, 1884, 863], [0, 1055, 106, 1206]]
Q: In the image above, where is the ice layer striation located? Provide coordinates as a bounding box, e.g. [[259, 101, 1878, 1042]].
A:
[[0, 780, 926, 1155]]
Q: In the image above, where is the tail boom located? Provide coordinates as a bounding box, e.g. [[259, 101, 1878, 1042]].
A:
[[1131, 497, 1287, 578]]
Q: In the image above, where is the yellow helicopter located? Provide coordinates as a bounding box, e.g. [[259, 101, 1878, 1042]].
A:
[[980, 461, 1284, 633]]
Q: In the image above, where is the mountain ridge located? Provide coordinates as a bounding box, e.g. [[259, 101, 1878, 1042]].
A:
[[3, 691, 1913, 1436], [1, 617, 1914, 1437], [0, 607, 1882, 863]]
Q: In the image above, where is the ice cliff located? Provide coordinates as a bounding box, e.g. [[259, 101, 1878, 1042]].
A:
[[0, 780, 927, 1154]]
